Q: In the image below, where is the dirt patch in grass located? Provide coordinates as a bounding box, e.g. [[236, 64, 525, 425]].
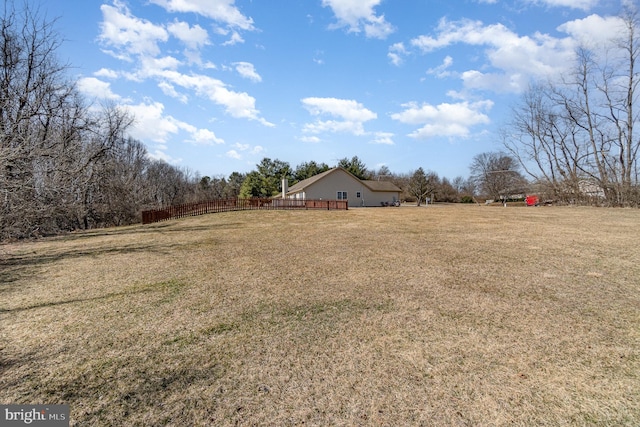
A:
[[1, 206, 639, 425]]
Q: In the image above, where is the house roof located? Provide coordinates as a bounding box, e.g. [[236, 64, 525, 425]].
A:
[[361, 180, 402, 192], [286, 167, 401, 194], [287, 167, 338, 193]]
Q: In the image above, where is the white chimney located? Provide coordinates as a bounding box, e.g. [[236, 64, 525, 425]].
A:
[[282, 177, 288, 199]]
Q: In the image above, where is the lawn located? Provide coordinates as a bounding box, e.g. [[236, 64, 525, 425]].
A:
[[1, 205, 639, 426]]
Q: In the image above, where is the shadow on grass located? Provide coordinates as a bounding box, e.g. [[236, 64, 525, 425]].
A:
[[0, 243, 169, 288], [1, 341, 226, 426], [59, 360, 226, 425], [0, 225, 219, 290], [0, 213, 249, 288], [55, 220, 246, 242], [0, 280, 184, 314], [0, 349, 41, 391]]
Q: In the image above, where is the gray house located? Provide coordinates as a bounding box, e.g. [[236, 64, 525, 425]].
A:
[[283, 167, 401, 207]]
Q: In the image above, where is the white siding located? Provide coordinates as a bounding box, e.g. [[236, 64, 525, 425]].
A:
[[289, 169, 399, 207]]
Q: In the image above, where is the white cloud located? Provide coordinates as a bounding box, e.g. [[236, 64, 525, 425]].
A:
[[388, 42, 407, 66], [77, 77, 122, 100], [139, 56, 182, 75], [158, 81, 188, 103], [167, 21, 210, 64], [226, 150, 242, 159], [127, 101, 186, 143], [412, 19, 515, 53], [167, 20, 210, 49], [99, 2, 168, 59], [189, 128, 224, 145], [97, 1, 271, 127], [370, 132, 395, 145], [391, 100, 493, 139], [528, 0, 599, 11], [214, 27, 245, 45], [140, 69, 272, 125], [227, 143, 264, 158], [149, 0, 254, 30], [362, 14, 395, 39], [222, 31, 245, 45], [302, 97, 377, 122], [427, 55, 454, 78], [127, 101, 224, 150], [557, 14, 626, 49], [250, 145, 265, 155], [476, 0, 597, 9], [303, 119, 368, 136], [233, 62, 262, 82], [409, 18, 578, 92], [322, 0, 394, 39], [301, 97, 377, 136], [94, 68, 119, 79], [148, 149, 182, 164], [300, 136, 321, 143]]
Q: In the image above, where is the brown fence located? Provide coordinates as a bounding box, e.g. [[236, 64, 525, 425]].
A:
[[141, 198, 348, 224]]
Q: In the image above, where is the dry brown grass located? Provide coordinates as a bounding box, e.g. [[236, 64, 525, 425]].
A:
[[1, 205, 639, 426]]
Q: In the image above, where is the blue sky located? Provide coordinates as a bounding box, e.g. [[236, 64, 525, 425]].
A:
[[49, 0, 632, 179]]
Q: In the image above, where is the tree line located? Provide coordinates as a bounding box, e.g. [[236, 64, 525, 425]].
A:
[[503, 11, 639, 206], [191, 154, 521, 208], [3, 4, 637, 240], [238, 10, 640, 208], [235, 155, 496, 206], [0, 2, 538, 241], [0, 5, 215, 239]]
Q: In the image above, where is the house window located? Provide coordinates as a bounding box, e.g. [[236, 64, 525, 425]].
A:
[[337, 191, 347, 200], [356, 191, 361, 198]]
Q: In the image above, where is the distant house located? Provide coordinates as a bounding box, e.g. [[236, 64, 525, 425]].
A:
[[578, 179, 606, 199], [283, 167, 401, 207]]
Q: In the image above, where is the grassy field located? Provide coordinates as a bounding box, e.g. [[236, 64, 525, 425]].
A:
[[1, 205, 639, 426]]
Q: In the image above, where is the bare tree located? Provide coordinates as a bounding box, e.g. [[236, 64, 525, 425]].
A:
[[374, 165, 393, 181], [0, 2, 76, 237], [452, 175, 476, 198], [504, 11, 640, 206], [408, 168, 438, 206], [144, 160, 193, 207], [0, 3, 173, 238], [437, 176, 458, 202], [470, 152, 527, 202]]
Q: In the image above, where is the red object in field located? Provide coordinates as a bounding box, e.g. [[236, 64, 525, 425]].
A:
[[526, 195, 539, 206]]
